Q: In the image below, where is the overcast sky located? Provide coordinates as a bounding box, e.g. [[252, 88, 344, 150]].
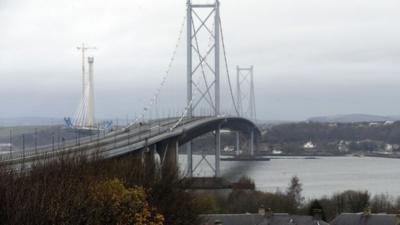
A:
[[1, 0, 400, 121]]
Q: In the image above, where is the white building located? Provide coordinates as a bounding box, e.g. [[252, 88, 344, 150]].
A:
[[303, 141, 316, 150], [384, 144, 394, 154], [272, 149, 283, 155], [223, 146, 234, 152], [384, 121, 395, 126]]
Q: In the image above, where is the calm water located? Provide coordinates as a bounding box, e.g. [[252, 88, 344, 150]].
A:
[[179, 155, 400, 199]]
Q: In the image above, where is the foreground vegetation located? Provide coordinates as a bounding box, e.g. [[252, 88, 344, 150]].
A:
[[0, 156, 200, 225], [1, 154, 399, 224], [195, 176, 400, 221]]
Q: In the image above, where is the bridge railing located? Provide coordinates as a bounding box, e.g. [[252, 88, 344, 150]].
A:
[[0, 116, 203, 166]]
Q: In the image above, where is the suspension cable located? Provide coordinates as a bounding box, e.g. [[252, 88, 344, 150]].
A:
[[171, 12, 241, 130], [129, 14, 187, 127], [219, 15, 240, 116], [170, 14, 218, 130], [170, 75, 205, 131]]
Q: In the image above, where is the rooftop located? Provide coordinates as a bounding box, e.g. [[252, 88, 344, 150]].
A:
[[200, 213, 329, 225], [330, 213, 400, 225]]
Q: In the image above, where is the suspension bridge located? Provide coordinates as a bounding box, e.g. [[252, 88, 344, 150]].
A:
[[0, 0, 260, 179]]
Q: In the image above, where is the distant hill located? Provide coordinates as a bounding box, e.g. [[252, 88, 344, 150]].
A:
[[256, 120, 297, 128], [308, 114, 399, 123], [0, 117, 64, 127]]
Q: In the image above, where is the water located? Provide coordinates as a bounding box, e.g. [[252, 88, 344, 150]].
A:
[[179, 155, 400, 199]]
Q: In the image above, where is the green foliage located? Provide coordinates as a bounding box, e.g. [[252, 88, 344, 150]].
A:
[[310, 190, 370, 221], [222, 176, 304, 214], [88, 178, 164, 225], [0, 156, 199, 225], [149, 168, 200, 225], [192, 193, 219, 214]]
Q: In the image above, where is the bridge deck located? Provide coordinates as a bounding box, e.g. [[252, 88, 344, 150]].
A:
[[0, 116, 259, 171]]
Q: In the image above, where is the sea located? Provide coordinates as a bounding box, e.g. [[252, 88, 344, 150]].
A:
[[179, 155, 400, 199]]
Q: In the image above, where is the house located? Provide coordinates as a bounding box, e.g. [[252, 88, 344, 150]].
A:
[[384, 144, 394, 154], [368, 122, 380, 127], [337, 140, 349, 153], [303, 141, 316, 150], [384, 121, 395, 126], [272, 149, 283, 155], [200, 211, 329, 225], [330, 212, 400, 225], [224, 146, 235, 152]]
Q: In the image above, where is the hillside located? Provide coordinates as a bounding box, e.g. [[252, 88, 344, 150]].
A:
[[308, 114, 397, 123]]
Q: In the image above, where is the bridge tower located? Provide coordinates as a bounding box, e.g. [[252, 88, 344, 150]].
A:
[[73, 56, 96, 128], [77, 44, 96, 96], [186, 0, 221, 177], [236, 66, 256, 155], [87, 57, 95, 127], [236, 66, 256, 121]]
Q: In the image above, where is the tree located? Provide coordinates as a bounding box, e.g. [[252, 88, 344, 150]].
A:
[[88, 178, 164, 225], [286, 176, 304, 210], [371, 194, 394, 213], [332, 190, 370, 213], [308, 200, 327, 221]]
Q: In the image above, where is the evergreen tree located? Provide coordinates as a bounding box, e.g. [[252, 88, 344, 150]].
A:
[[286, 176, 304, 210]]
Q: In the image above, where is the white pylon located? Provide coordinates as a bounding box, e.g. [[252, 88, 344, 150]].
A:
[[73, 56, 96, 129], [87, 57, 95, 127], [76, 44, 96, 96]]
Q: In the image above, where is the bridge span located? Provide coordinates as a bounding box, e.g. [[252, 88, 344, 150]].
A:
[[0, 116, 259, 176], [0, 0, 261, 179]]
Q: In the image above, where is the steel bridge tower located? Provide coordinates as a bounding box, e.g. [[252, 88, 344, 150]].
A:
[[236, 66, 256, 121], [235, 66, 256, 156], [186, 0, 221, 177]]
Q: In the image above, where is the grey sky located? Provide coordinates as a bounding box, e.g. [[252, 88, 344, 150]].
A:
[[1, 0, 400, 120]]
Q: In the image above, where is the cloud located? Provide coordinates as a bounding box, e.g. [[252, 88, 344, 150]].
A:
[[1, 0, 400, 120]]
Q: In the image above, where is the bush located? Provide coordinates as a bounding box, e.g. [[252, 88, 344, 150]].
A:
[[0, 155, 200, 225], [88, 178, 164, 225]]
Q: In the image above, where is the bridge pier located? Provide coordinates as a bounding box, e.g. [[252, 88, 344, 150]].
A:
[[215, 126, 221, 177], [250, 128, 255, 156], [186, 143, 192, 177], [236, 131, 240, 155], [159, 139, 179, 175], [143, 144, 156, 180]]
